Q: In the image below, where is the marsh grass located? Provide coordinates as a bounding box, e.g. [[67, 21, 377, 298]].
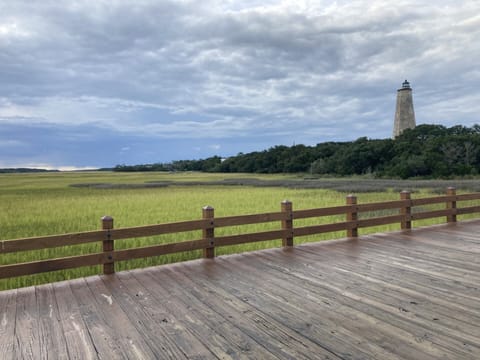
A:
[[1, 171, 478, 290]]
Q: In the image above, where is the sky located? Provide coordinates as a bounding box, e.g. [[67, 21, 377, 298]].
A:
[[1, 0, 479, 170]]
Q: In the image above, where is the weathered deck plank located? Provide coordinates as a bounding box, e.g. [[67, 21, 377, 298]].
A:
[[36, 284, 70, 359], [0, 289, 16, 360], [134, 265, 282, 359], [171, 264, 344, 360], [52, 281, 98, 359], [1, 221, 479, 359], [14, 286, 40, 359], [254, 248, 480, 358], [210, 253, 453, 359], [103, 271, 215, 359]]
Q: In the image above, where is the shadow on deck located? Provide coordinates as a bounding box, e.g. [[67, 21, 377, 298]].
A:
[[1, 221, 479, 359]]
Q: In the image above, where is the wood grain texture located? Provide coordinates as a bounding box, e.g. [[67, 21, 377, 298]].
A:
[[112, 238, 209, 261], [0, 289, 16, 360], [110, 219, 210, 240], [0, 253, 107, 279], [214, 211, 288, 227], [0, 231, 104, 254], [1, 220, 479, 359], [52, 281, 98, 360], [456, 193, 480, 201], [293, 205, 354, 219], [14, 286, 40, 359]]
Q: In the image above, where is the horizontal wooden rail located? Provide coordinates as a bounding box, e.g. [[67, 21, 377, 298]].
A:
[[0, 253, 107, 279], [411, 208, 455, 221], [411, 195, 457, 206], [456, 193, 480, 201], [293, 205, 353, 219], [356, 200, 409, 212], [293, 222, 352, 237], [0, 230, 105, 254], [357, 214, 406, 228], [2, 187, 480, 281], [215, 230, 288, 247], [110, 219, 210, 240], [214, 212, 288, 227], [113, 239, 211, 262], [457, 205, 480, 215]]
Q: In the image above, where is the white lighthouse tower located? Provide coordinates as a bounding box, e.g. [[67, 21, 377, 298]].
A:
[[393, 80, 416, 137]]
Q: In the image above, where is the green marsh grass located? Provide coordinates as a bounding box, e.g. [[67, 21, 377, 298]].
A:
[[1, 171, 478, 290]]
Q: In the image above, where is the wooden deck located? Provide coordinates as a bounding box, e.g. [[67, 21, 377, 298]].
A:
[[1, 221, 479, 359]]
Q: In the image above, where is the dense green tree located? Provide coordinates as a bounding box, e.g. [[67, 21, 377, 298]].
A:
[[113, 124, 480, 179]]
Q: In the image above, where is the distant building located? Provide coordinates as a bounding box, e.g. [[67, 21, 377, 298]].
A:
[[393, 80, 416, 137]]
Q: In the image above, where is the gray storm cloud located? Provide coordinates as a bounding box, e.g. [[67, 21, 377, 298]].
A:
[[0, 0, 479, 167]]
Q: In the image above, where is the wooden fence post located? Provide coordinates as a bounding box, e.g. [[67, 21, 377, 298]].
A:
[[203, 206, 215, 258], [101, 216, 114, 275], [346, 195, 358, 238], [400, 191, 412, 230], [446, 187, 457, 223], [281, 200, 293, 247]]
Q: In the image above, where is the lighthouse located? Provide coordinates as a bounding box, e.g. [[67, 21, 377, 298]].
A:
[[393, 80, 416, 137]]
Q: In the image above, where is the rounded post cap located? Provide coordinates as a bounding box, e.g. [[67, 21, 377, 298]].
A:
[[101, 216, 114, 229]]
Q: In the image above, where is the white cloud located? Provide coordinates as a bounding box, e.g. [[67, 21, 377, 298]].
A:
[[209, 144, 221, 150]]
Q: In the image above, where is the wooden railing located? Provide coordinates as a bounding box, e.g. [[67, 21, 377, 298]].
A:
[[2, 187, 480, 280]]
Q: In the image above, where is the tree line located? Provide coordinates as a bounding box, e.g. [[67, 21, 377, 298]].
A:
[[0, 168, 58, 173], [114, 124, 480, 178]]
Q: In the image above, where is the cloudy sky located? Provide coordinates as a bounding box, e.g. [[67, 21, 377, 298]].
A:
[[1, 0, 479, 169]]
